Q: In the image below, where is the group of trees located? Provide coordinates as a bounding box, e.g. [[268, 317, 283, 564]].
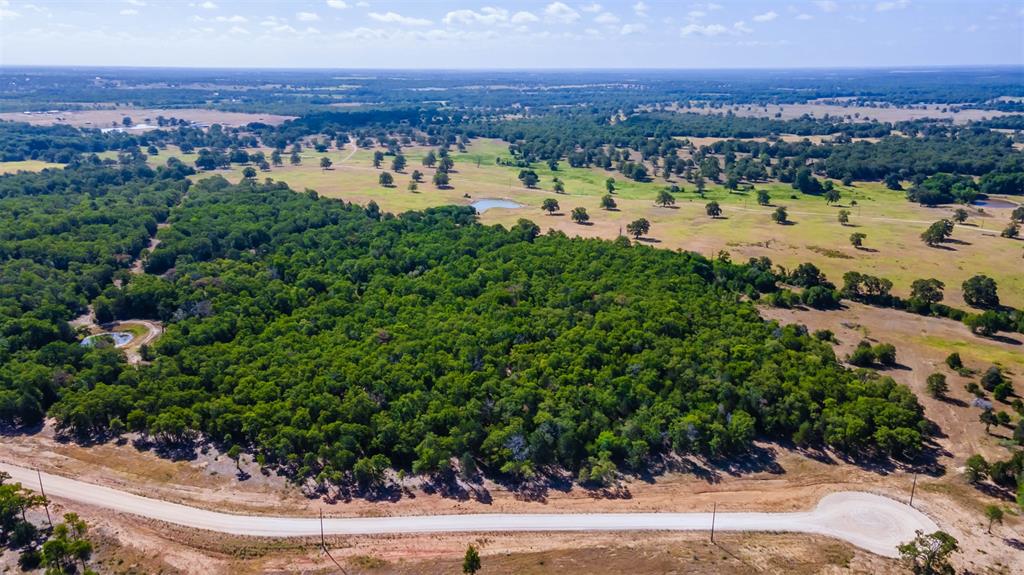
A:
[[1, 472, 96, 573], [27, 176, 932, 492], [0, 159, 188, 428]]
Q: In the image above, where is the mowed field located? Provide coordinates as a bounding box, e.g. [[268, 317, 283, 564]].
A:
[[146, 138, 1023, 309], [0, 159, 65, 173]]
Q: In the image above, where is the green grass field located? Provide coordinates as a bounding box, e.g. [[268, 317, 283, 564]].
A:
[[149, 139, 1022, 308], [0, 160, 66, 173]]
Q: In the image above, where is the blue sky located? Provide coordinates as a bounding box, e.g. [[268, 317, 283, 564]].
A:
[[0, 0, 1021, 68]]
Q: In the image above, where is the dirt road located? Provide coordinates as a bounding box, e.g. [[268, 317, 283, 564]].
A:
[[0, 462, 935, 558]]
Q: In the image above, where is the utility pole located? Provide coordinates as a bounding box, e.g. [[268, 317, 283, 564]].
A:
[[909, 472, 918, 508], [710, 502, 717, 544], [320, 508, 325, 551], [37, 470, 52, 528]]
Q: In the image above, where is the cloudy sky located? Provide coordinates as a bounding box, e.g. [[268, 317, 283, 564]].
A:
[[0, 0, 1021, 68]]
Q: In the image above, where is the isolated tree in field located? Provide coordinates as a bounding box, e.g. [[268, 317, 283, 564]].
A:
[[925, 373, 948, 399], [910, 278, 945, 305], [705, 201, 722, 218], [884, 173, 902, 191], [463, 545, 481, 574], [437, 156, 454, 173], [757, 189, 770, 206], [1002, 221, 1020, 238], [964, 454, 988, 483], [945, 352, 963, 371], [432, 171, 449, 188], [655, 189, 675, 207], [519, 170, 540, 188], [411, 169, 423, 182], [423, 150, 437, 167], [626, 218, 650, 240], [553, 180, 565, 194], [227, 444, 242, 472], [771, 206, 788, 225], [824, 188, 841, 205], [921, 219, 953, 246], [984, 505, 1004, 534], [379, 172, 394, 187], [408, 181, 418, 193], [605, 177, 616, 194], [541, 198, 560, 215], [953, 208, 968, 224], [392, 154, 407, 172], [695, 173, 706, 195], [289, 151, 301, 165], [242, 166, 257, 179], [320, 157, 332, 171], [980, 409, 997, 434], [849, 232, 866, 248], [837, 209, 850, 225], [962, 275, 999, 309], [571, 207, 589, 224], [373, 150, 384, 168], [271, 150, 282, 166], [1012, 206, 1024, 223], [600, 194, 617, 210], [897, 530, 958, 575]]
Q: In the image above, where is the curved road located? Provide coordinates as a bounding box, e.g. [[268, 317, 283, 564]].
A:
[[1, 462, 934, 557]]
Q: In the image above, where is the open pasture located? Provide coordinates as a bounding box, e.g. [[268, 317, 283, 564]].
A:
[[152, 138, 1022, 308]]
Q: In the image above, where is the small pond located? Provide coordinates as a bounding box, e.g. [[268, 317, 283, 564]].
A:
[[973, 198, 1018, 209], [81, 332, 133, 348], [471, 198, 523, 213]]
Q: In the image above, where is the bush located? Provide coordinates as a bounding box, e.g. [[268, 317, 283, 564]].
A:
[[872, 343, 898, 367], [849, 341, 876, 367], [981, 366, 1004, 391], [926, 373, 948, 398], [945, 352, 963, 370]]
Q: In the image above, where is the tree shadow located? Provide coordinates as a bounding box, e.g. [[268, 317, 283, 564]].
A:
[[575, 221, 595, 226], [636, 237, 661, 243]]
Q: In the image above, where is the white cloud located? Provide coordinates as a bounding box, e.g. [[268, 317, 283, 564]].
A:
[[297, 11, 320, 21], [580, 3, 602, 13], [355, 1, 369, 6], [594, 11, 619, 24], [733, 20, 753, 33], [544, 2, 580, 23], [875, 0, 909, 11], [215, 14, 247, 22], [119, 8, 138, 15], [443, 7, 509, 26], [198, 1, 217, 9], [368, 11, 432, 26], [965, 23, 978, 32], [326, 0, 348, 8], [796, 13, 813, 20], [814, 1, 837, 12], [633, 1, 648, 16], [125, 0, 146, 5], [228, 25, 249, 34], [753, 11, 777, 22], [688, 10, 705, 20], [620, 22, 646, 34], [680, 23, 728, 36], [510, 11, 539, 24]]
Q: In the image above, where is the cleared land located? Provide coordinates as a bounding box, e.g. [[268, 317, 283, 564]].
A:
[[0, 159, 65, 173], [0, 107, 294, 128], [666, 101, 1022, 124], [152, 138, 1023, 308], [0, 463, 940, 559]]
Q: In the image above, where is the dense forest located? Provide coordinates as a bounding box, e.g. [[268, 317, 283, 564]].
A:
[[0, 169, 926, 491]]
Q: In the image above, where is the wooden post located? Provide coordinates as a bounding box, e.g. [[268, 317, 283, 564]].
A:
[[909, 472, 918, 508], [37, 470, 53, 528], [710, 502, 716, 543]]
